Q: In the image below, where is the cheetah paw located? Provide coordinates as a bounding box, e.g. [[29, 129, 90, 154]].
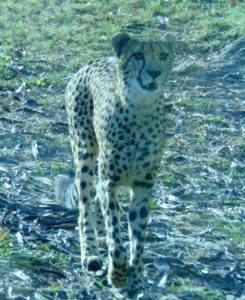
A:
[[83, 255, 102, 272], [127, 275, 145, 298], [109, 267, 128, 288]]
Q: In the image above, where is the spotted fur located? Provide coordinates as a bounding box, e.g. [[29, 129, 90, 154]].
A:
[[55, 32, 176, 297]]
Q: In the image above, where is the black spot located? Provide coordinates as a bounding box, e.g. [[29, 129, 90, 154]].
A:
[[145, 173, 153, 181], [143, 162, 150, 168], [109, 201, 115, 210], [112, 175, 120, 182], [82, 196, 88, 203], [112, 216, 118, 225], [134, 230, 143, 241], [139, 206, 148, 219], [82, 153, 89, 160], [126, 152, 131, 157], [122, 164, 128, 171], [81, 132, 86, 140], [138, 265, 142, 272], [81, 181, 87, 190], [129, 210, 137, 221], [115, 154, 120, 160], [115, 249, 120, 258], [75, 95, 80, 102], [81, 165, 89, 173]]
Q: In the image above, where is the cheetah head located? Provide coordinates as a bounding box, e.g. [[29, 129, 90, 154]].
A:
[[112, 32, 176, 102]]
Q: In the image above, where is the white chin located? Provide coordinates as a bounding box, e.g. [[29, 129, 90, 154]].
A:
[[129, 84, 162, 105], [140, 84, 161, 95]]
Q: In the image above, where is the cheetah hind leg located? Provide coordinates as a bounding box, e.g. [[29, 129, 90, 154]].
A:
[[55, 174, 102, 270], [75, 159, 102, 272], [78, 198, 103, 272]]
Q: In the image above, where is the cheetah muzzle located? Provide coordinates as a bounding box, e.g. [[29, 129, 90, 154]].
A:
[[55, 31, 176, 297]]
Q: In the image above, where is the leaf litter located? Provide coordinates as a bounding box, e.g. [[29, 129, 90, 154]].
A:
[[0, 4, 245, 300]]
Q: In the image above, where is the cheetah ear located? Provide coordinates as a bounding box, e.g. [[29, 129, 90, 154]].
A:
[[112, 33, 131, 57], [163, 32, 177, 51]]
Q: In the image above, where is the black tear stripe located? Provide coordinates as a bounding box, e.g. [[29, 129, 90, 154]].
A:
[[138, 43, 145, 81], [122, 42, 145, 73]]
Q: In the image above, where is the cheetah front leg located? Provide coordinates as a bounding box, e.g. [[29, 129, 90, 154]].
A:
[[127, 184, 152, 297], [99, 180, 128, 288]]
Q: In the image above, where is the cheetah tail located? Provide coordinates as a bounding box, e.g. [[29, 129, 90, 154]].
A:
[[54, 175, 78, 209]]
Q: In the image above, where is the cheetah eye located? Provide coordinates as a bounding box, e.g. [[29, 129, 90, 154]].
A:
[[160, 52, 168, 61], [133, 52, 144, 60]]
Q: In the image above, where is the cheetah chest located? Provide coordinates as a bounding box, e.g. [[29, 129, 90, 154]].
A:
[[95, 113, 164, 186], [124, 130, 163, 183]]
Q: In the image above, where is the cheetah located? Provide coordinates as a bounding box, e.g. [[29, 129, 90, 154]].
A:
[[55, 32, 176, 297]]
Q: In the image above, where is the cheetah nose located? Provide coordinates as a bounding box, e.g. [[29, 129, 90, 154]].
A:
[[147, 70, 161, 79]]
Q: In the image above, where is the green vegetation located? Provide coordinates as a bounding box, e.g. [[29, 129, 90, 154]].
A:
[[0, 0, 244, 91], [0, 227, 13, 257], [0, 54, 15, 80], [0, 227, 69, 275]]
